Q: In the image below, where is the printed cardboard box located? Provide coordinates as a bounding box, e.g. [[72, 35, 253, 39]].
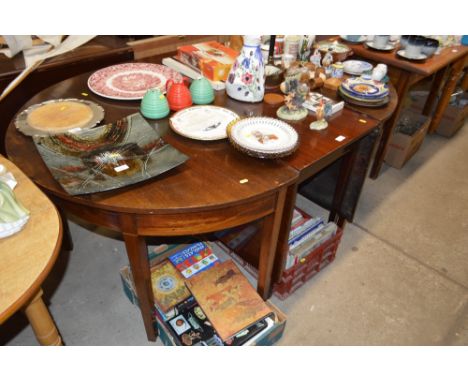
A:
[[177, 41, 238, 82]]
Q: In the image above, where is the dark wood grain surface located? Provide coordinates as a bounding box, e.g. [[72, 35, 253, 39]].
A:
[[340, 38, 468, 76]]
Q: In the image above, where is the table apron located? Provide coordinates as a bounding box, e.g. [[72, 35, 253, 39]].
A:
[[51, 194, 278, 236]]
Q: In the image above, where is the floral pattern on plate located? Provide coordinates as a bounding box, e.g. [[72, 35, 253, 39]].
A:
[[88, 63, 183, 100]]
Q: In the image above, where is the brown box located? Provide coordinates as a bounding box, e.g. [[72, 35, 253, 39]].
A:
[[408, 90, 467, 138], [384, 109, 430, 169], [435, 101, 468, 138]]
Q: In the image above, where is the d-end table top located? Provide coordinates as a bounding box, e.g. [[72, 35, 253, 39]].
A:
[[0, 156, 62, 324], [340, 37, 468, 76], [5, 72, 298, 216]]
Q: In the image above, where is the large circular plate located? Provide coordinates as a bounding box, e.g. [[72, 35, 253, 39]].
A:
[[87, 63, 183, 100], [228, 117, 299, 158], [169, 106, 240, 141], [343, 60, 373, 75], [341, 78, 389, 99], [15, 98, 105, 137]]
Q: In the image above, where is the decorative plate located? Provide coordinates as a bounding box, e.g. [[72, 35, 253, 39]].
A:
[[396, 50, 428, 61], [340, 35, 367, 44], [341, 78, 389, 99], [87, 63, 183, 100], [15, 98, 105, 137], [33, 113, 188, 196], [339, 87, 388, 104], [228, 117, 299, 159], [169, 106, 239, 141], [364, 41, 396, 51], [343, 60, 373, 75], [339, 88, 389, 108]]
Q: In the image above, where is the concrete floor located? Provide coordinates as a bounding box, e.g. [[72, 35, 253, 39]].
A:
[[2, 122, 467, 346]]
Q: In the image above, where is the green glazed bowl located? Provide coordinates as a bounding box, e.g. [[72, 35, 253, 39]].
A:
[[140, 89, 170, 119], [190, 77, 214, 105]]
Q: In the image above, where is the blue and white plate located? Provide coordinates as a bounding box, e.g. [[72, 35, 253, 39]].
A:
[[343, 60, 373, 76], [341, 78, 389, 99]]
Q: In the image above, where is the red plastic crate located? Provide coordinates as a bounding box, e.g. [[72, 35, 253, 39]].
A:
[[213, 209, 344, 300], [273, 212, 343, 300]]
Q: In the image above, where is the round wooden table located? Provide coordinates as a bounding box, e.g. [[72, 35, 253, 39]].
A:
[[5, 72, 298, 342], [0, 156, 63, 345]]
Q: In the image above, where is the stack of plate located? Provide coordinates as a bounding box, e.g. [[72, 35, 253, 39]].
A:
[[339, 77, 389, 108]]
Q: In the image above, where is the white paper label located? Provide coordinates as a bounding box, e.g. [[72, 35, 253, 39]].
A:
[[335, 135, 346, 142], [114, 164, 129, 173]]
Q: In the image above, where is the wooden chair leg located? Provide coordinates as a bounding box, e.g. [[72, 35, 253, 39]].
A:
[[23, 289, 62, 346]]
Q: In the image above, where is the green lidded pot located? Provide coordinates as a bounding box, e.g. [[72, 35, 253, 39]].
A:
[[190, 77, 214, 105], [140, 88, 170, 119]]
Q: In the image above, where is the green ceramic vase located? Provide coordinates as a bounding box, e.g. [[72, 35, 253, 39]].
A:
[[140, 88, 170, 119], [190, 77, 215, 105]]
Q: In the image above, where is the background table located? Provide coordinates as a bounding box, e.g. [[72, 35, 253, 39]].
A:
[[0, 36, 134, 156], [338, 37, 468, 178], [0, 156, 63, 345]]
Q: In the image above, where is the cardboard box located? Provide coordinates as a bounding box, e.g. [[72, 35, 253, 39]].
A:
[[177, 41, 238, 82], [154, 301, 286, 346], [120, 266, 286, 346], [384, 109, 430, 169], [409, 90, 467, 138]]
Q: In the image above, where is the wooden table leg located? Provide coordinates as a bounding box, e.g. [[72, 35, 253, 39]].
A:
[[423, 67, 448, 116], [257, 187, 287, 299], [428, 58, 466, 134], [23, 289, 62, 345], [370, 71, 413, 179], [121, 214, 157, 342], [272, 183, 297, 283], [123, 231, 157, 342]]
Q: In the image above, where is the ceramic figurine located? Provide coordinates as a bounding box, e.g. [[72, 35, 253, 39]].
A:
[[190, 77, 215, 105], [277, 82, 309, 121], [140, 88, 170, 119], [310, 48, 322, 67], [310, 96, 328, 130], [166, 79, 192, 111], [322, 49, 334, 76], [226, 35, 265, 103]]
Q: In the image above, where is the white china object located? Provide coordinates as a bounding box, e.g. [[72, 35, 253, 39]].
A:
[[372, 35, 390, 49], [226, 35, 265, 103], [0, 215, 30, 239], [343, 60, 373, 75], [228, 117, 299, 158], [340, 35, 367, 43], [365, 41, 395, 51], [169, 106, 239, 141], [372, 64, 388, 81], [396, 50, 428, 61]]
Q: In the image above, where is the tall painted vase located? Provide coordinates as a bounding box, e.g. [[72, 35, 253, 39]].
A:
[[226, 35, 265, 103]]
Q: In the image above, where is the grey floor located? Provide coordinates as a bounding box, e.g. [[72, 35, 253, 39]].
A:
[[2, 122, 467, 346]]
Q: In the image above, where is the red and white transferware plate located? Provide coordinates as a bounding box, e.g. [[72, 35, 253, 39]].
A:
[[87, 63, 183, 100]]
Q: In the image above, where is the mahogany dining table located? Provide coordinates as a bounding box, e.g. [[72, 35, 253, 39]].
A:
[[5, 55, 397, 341], [336, 37, 468, 179]]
